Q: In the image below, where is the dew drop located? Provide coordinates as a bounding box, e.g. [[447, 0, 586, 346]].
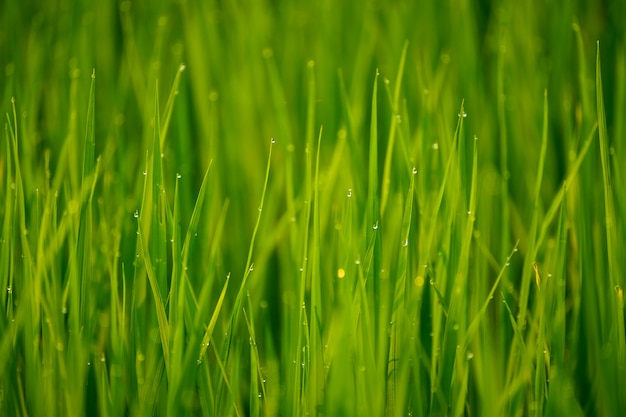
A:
[[258, 393, 262, 398], [6, 287, 11, 294], [176, 173, 182, 179], [271, 137, 276, 144], [467, 352, 474, 360], [249, 264, 254, 272], [433, 143, 439, 150], [143, 170, 147, 176], [402, 239, 408, 247], [179, 63, 186, 71], [458, 112, 467, 118], [197, 359, 202, 365], [372, 221, 379, 230], [347, 188, 352, 198], [134, 210, 139, 218], [412, 167, 418, 175]]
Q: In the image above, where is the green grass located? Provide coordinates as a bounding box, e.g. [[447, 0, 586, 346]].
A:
[[2, 0, 626, 416]]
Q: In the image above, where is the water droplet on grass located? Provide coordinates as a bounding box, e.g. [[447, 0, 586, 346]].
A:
[[347, 188, 352, 198], [179, 63, 186, 71], [412, 167, 418, 175], [467, 352, 474, 360], [134, 210, 139, 218], [372, 221, 379, 230], [271, 137, 276, 144], [176, 173, 182, 179], [433, 143, 439, 150]]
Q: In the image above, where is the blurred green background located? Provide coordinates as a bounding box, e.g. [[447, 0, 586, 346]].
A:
[[2, 0, 626, 415]]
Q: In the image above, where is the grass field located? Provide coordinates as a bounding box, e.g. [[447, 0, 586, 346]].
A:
[[1, 0, 626, 416]]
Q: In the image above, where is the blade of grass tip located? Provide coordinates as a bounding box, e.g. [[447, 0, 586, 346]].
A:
[[380, 40, 409, 215], [533, 261, 547, 416], [181, 161, 213, 267], [8, 98, 42, 416], [445, 132, 477, 416], [365, 70, 385, 376], [427, 100, 465, 415], [2, 119, 14, 315], [151, 81, 168, 300], [224, 138, 273, 369], [596, 42, 617, 287], [166, 175, 184, 416], [293, 120, 314, 417], [160, 63, 186, 145]]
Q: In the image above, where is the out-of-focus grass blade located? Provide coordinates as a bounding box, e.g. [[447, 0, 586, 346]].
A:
[[596, 41, 624, 413], [381, 41, 409, 215]]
